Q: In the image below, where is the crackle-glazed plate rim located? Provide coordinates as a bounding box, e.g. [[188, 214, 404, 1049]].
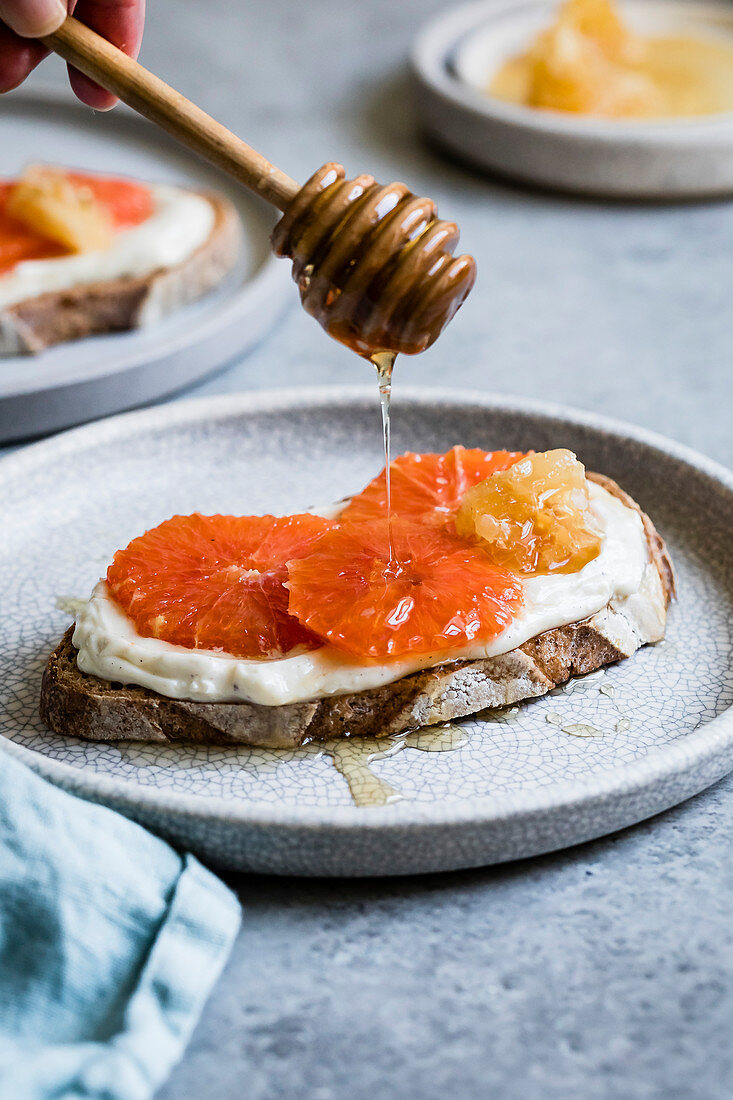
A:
[[1, 385, 732, 831]]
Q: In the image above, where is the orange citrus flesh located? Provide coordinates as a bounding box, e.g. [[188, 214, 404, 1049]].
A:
[[0, 170, 153, 275], [339, 446, 526, 528], [286, 518, 524, 661], [456, 448, 603, 575], [107, 513, 332, 659], [7, 168, 114, 254], [65, 172, 154, 229]]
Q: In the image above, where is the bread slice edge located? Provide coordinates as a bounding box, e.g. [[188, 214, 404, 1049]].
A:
[[0, 190, 242, 355]]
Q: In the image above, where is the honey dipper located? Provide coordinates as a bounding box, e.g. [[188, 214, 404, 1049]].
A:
[[34, 15, 476, 358]]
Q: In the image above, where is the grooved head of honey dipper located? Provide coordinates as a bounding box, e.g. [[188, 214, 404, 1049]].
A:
[[271, 163, 477, 358]]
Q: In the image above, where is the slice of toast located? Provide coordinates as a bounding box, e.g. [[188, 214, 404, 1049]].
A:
[[0, 191, 241, 355], [39, 474, 675, 748]]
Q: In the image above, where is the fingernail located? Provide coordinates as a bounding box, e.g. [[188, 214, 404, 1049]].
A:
[[0, 0, 66, 38]]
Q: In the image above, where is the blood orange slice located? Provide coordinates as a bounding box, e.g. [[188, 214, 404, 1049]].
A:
[[339, 446, 526, 528], [0, 171, 154, 274], [287, 519, 524, 661], [107, 513, 331, 659], [66, 172, 154, 229]]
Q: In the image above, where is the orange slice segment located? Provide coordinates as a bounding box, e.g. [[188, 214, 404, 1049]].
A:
[[340, 446, 526, 528], [66, 171, 154, 229], [0, 169, 154, 274], [107, 513, 332, 659], [286, 518, 524, 661]]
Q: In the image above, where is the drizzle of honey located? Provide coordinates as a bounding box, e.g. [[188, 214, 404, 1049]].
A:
[[545, 675, 631, 737], [561, 722, 601, 738], [325, 737, 404, 807], [370, 349, 398, 569], [546, 711, 601, 736], [403, 724, 469, 753], [322, 723, 469, 807], [479, 704, 519, 724]]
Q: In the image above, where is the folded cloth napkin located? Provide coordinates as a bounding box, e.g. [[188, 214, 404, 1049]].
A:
[[0, 749, 241, 1100]]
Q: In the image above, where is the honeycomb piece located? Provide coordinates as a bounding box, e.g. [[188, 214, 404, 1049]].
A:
[[7, 165, 112, 254], [455, 448, 604, 575]]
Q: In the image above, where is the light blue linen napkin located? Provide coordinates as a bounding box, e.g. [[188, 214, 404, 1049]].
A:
[[0, 748, 241, 1100]]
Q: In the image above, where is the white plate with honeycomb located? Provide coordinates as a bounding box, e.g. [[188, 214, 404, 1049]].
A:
[[411, 0, 733, 198]]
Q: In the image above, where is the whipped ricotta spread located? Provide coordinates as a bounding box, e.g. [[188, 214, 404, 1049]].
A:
[[73, 482, 650, 707], [0, 184, 215, 309]]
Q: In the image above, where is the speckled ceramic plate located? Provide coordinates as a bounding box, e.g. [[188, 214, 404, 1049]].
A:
[[0, 88, 289, 442], [1, 388, 732, 876]]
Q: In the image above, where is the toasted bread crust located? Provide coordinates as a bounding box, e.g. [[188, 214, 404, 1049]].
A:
[[587, 472, 676, 602], [0, 192, 241, 355], [39, 476, 675, 748]]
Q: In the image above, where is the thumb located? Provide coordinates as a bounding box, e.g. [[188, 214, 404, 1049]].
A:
[[0, 0, 66, 37]]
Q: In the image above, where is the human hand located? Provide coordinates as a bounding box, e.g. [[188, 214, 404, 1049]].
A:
[[0, 0, 145, 109]]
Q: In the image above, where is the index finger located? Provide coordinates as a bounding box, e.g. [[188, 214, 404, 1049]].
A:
[[66, 0, 145, 110]]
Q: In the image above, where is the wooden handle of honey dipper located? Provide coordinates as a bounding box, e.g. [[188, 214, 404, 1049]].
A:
[[40, 15, 300, 212]]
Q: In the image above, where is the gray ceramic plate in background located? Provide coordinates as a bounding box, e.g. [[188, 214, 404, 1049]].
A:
[[1, 388, 731, 876], [0, 89, 290, 442], [412, 0, 733, 198]]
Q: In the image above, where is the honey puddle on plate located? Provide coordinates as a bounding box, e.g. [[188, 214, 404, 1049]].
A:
[[113, 692, 630, 806], [112, 675, 629, 806], [323, 686, 629, 803], [322, 723, 469, 807]]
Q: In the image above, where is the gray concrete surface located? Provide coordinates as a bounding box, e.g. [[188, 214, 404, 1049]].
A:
[[13, 0, 733, 1096]]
